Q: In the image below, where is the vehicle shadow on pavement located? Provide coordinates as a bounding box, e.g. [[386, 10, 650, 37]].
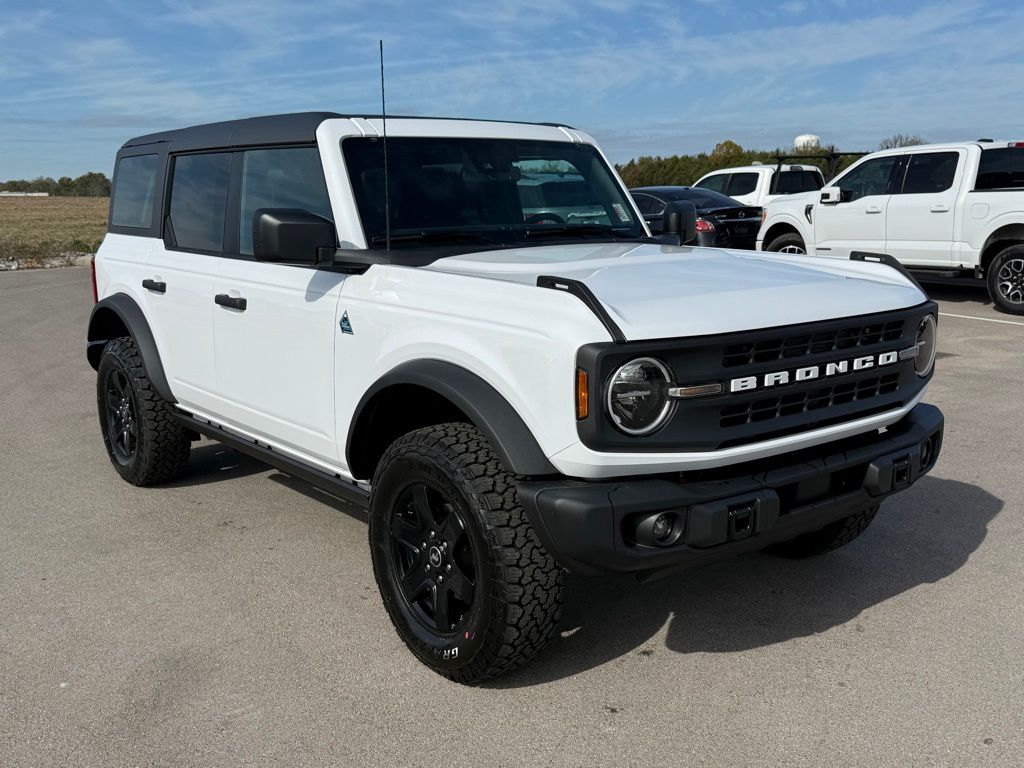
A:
[[488, 476, 1000, 688], [921, 282, 991, 307], [163, 442, 267, 487]]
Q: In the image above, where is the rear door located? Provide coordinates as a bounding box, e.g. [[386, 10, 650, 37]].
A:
[[883, 149, 963, 267], [812, 154, 902, 259], [212, 146, 344, 465], [145, 151, 230, 414]]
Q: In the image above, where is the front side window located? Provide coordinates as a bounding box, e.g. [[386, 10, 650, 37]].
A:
[[342, 137, 644, 247], [630, 192, 663, 215], [239, 148, 334, 256], [835, 156, 900, 201], [111, 154, 159, 229], [900, 152, 959, 194], [695, 174, 728, 193], [168, 153, 231, 252], [975, 148, 1024, 190], [726, 173, 758, 196]]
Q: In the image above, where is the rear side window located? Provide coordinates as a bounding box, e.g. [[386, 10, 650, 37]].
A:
[[111, 154, 159, 229], [900, 152, 959, 194], [975, 148, 1024, 190], [695, 174, 728, 193], [238, 148, 333, 256], [775, 170, 823, 194], [726, 173, 758, 196], [168, 153, 232, 252]]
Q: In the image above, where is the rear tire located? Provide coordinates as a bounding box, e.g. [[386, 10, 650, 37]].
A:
[[765, 232, 806, 254], [766, 506, 879, 558], [369, 423, 563, 684], [986, 245, 1024, 315], [97, 337, 191, 486]]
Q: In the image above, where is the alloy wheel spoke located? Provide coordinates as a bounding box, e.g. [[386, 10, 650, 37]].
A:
[[410, 485, 435, 531], [437, 506, 465, 548], [392, 516, 425, 555], [400, 568, 430, 602], [446, 561, 474, 602], [432, 584, 451, 630]]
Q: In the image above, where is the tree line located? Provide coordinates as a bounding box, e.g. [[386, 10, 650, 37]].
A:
[[0, 172, 111, 197]]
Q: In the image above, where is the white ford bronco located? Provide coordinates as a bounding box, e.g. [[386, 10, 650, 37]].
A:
[[758, 141, 1024, 314], [88, 112, 944, 683]]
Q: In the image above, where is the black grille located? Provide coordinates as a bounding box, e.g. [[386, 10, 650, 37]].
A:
[[722, 320, 905, 368], [720, 373, 901, 428]]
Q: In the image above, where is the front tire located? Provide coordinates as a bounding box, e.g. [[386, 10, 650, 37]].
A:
[[987, 245, 1024, 315], [765, 232, 807, 254], [97, 336, 191, 486], [369, 423, 563, 683], [766, 506, 879, 558]]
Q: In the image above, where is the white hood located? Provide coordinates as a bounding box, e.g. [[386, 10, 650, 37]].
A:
[[425, 243, 926, 341]]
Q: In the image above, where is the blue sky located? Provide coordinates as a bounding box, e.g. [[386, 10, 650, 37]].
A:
[[1, 0, 1022, 179]]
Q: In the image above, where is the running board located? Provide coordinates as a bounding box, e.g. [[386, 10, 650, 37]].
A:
[[174, 412, 370, 509]]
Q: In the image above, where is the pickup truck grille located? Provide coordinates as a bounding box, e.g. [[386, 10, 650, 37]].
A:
[[722, 319, 905, 368], [575, 303, 935, 454]]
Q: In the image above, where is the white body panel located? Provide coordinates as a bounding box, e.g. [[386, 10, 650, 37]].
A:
[[758, 142, 1024, 272], [95, 118, 933, 484], [694, 164, 824, 208]]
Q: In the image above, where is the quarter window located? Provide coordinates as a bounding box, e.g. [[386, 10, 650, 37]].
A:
[[111, 154, 159, 229], [168, 153, 232, 252], [975, 148, 1024, 190], [726, 173, 758, 196], [775, 170, 823, 194], [238, 148, 334, 256], [695, 174, 728, 193], [835, 156, 900, 201], [900, 152, 959, 194]]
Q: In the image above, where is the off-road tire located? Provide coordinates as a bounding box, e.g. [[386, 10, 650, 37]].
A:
[[97, 336, 191, 486], [766, 505, 879, 558], [368, 423, 564, 684], [765, 232, 807, 254], [986, 244, 1024, 315]]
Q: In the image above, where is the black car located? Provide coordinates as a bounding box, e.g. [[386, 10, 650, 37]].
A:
[[630, 186, 762, 249]]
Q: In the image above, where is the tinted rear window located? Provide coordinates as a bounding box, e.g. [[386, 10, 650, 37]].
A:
[[775, 170, 823, 194], [110, 154, 159, 229], [726, 173, 758, 196], [975, 148, 1024, 190], [901, 152, 959, 194], [168, 153, 232, 252], [695, 174, 728, 193]]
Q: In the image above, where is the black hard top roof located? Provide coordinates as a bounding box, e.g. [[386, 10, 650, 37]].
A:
[[121, 112, 573, 152]]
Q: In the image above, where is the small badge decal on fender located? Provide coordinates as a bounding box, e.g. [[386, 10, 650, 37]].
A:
[[339, 312, 353, 335]]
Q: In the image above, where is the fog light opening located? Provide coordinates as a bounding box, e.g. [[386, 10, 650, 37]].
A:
[[633, 510, 685, 547], [652, 513, 674, 542]]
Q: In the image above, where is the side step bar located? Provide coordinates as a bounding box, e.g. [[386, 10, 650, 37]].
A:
[[174, 412, 370, 509]]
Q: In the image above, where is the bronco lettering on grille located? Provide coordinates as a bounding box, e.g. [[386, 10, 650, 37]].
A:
[[729, 350, 901, 393]]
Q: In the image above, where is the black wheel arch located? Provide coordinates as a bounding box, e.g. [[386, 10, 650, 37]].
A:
[[346, 360, 556, 481], [980, 224, 1024, 273], [87, 293, 175, 403], [763, 223, 803, 249]]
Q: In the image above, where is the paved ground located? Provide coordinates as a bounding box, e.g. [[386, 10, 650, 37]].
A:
[[1, 267, 1022, 767]]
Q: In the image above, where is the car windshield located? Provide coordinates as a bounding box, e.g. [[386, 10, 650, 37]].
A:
[[342, 137, 645, 248]]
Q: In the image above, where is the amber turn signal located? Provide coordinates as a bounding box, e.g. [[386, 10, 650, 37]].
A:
[[576, 369, 589, 420]]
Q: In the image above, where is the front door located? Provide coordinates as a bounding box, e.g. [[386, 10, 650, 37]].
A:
[[813, 154, 902, 259]]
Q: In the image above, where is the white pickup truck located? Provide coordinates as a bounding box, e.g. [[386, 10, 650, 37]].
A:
[[758, 141, 1024, 314], [694, 163, 824, 207]]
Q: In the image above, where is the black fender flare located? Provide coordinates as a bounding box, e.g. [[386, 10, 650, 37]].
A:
[[346, 359, 556, 477], [86, 293, 175, 403]]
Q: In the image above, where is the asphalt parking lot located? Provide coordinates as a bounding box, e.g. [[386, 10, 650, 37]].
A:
[[1, 267, 1022, 767]]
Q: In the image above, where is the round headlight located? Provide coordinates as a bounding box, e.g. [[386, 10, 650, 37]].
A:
[[915, 314, 937, 377], [606, 357, 673, 435]]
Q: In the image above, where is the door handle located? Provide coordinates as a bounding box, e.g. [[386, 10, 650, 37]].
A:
[[215, 293, 247, 311], [930, 204, 950, 213], [142, 279, 166, 294], [865, 206, 882, 214]]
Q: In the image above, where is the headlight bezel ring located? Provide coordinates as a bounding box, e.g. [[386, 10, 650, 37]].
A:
[[605, 356, 675, 436]]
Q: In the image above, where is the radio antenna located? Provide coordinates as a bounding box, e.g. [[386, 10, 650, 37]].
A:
[[379, 39, 391, 252]]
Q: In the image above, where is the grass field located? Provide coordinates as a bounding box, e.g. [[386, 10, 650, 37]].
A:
[[0, 197, 109, 267]]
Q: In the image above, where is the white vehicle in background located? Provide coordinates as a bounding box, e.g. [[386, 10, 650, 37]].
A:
[[757, 141, 1024, 314], [694, 163, 824, 207]]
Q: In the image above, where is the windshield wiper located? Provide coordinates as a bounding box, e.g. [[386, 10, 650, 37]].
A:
[[370, 230, 504, 247], [523, 224, 641, 241]]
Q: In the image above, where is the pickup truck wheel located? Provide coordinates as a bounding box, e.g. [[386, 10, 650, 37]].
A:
[[765, 233, 806, 254], [987, 245, 1024, 314], [369, 423, 564, 683], [765, 505, 879, 558], [96, 336, 191, 486]]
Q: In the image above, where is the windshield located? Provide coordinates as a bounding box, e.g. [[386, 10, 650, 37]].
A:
[[342, 137, 645, 248]]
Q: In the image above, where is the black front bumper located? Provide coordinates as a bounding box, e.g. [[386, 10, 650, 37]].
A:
[[518, 404, 944, 580]]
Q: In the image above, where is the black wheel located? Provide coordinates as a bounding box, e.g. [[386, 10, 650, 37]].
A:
[[765, 232, 806, 254], [987, 245, 1024, 315], [97, 337, 191, 486], [765, 506, 879, 558], [369, 423, 563, 683]]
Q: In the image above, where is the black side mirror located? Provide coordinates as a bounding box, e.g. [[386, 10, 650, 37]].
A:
[[253, 209, 336, 264], [660, 200, 697, 245]]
